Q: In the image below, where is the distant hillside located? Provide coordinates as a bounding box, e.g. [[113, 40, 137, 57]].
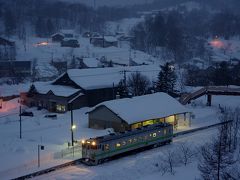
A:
[[51, 0, 155, 7]]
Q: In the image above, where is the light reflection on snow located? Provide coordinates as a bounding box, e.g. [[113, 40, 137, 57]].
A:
[[210, 38, 224, 48], [0, 100, 18, 113], [33, 41, 50, 47]]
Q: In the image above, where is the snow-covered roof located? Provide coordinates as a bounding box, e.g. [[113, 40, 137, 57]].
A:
[[82, 58, 99, 68], [90, 93, 189, 124], [63, 65, 159, 90], [33, 82, 82, 97], [51, 33, 64, 37]]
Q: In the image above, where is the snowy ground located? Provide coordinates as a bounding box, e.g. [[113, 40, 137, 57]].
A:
[[36, 128, 217, 180], [0, 95, 239, 179]]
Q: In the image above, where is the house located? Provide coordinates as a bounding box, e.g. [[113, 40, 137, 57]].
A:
[[0, 37, 16, 61], [78, 57, 100, 69], [82, 31, 92, 38], [0, 61, 31, 77], [88, 93, 191, 132], [20, 82, 86, 113], [61, 38, 80, 48], [90, 36, 118, 48], [60, 29, 75, 38], [21, 65, 159, 112], [51, 33, 64, 42]]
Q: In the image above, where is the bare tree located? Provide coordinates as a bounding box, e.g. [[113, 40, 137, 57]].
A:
[[198, 112, 239, 180], [127, 72, 150, 96], [178, 142, 196, 166], [159, 150, 178, 175]]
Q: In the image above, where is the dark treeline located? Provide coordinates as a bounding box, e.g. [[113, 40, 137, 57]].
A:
[[185, 61, 240, 86], [131, 8, 240, 63], [0, 0, 135, 38]]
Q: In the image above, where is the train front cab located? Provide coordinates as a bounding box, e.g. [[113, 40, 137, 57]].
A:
[[82, 139, 99, 165]]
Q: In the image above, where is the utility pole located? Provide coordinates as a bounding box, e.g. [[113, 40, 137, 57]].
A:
[[112, 83, 115, 99], [123, 70, 127, 90], [71, 103, 74, 146], [19, 105, 22, 139]]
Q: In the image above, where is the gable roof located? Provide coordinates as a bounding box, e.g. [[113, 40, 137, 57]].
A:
[[54, 65, 159, 90], [89, 93, 189, 124], [33, 82, 82, 97]]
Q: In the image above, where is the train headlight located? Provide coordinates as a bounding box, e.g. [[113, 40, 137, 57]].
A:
[[81, 140, 85, 144], [92, 141, 96, 146]]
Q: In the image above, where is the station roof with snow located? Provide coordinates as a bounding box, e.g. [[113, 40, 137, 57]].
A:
[[89, 93, 189, 124]]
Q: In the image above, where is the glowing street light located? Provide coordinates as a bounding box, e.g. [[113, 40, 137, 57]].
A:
[[72, 124, 77, 130]]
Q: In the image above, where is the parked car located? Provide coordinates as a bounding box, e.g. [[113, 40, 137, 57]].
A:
[[20, 111, 34, 117], [44, 114, 57, 119]]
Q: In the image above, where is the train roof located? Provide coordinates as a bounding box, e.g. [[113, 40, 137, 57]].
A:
[[88, 123, 172, 143]]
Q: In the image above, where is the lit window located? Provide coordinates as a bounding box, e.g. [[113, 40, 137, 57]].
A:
[[116, 143, 121, 147], [153, 133, 157, 137], [128, 139, 132, 143], [122, 141, 126, 146], [105, 144, 109, 150], [164, 129, 167, 135], [149, 134, 152, 137], [56, 104, 66, 112], [143, 120, 154, 126]]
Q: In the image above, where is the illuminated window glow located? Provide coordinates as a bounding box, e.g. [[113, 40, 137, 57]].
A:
[[56, 104, 66, 112], [116, 143, 121, 147]]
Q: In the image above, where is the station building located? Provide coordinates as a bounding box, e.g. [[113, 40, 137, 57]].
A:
[[88, 93, 191, 132]]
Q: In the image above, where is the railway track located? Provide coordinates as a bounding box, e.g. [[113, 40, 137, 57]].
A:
[[13, 120, 232, 180]]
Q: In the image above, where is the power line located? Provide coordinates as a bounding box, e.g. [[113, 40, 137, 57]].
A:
[[68, 69, 160, 78]]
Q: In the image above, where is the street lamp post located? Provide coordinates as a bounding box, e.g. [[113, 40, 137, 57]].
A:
[[70, 104, 77, 146], [38, 145, 44, 167], [19, 104, 22, 139], [71, 104, 74, 146]]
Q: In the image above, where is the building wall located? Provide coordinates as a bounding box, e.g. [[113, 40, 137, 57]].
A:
[[89, 106, 129, 132], [86, 88, 117, 107]]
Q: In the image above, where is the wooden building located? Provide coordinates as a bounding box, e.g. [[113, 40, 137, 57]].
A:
[[0, 61, 31, 77], [21, 66, 160, 112], [51, 33, 64, 42], [90, 36, 118, 48], [88, 93, 191, 132], [20, 83, 86, 113], [0, 37, 16, 61]]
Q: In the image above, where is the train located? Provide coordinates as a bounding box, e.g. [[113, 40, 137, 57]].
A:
[[81, 122, 173, 165]]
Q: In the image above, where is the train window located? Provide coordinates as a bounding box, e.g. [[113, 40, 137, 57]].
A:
[[153, 133, 157, 137], [116, 143, 121, 148], [105, 144, 110, 150], [144, 135, 148, 140], [122, 141, 126, 146], [128, 139, 132, 143], [133, 138, 137, 143], [164, 129, 167, 135]]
